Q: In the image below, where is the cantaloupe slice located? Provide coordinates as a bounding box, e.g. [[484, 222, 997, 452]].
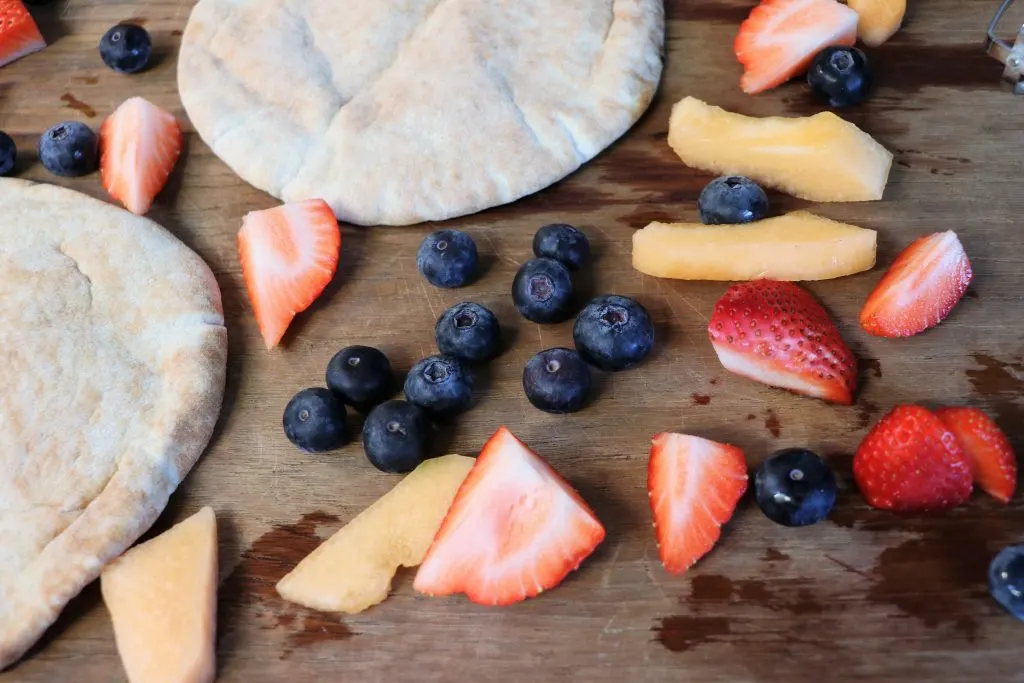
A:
[[668, 97, 893, 202], [632, 211, 877, 281], [100, 507, 217, 683], [276, 454, 474, 614], [848, 0, 906, 47]]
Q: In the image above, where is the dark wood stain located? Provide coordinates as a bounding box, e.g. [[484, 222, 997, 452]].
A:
[[746, 413, 756, 421], [856, 400, 881, 430], [860, 357, 883, 379], [764, 409, 781, 438], [653, 615, 731, 653], [965, 353, 1024, 438], [709, 378, 718, 385], [690, 574, 733, 602], [60, 92, 96, 118], [872, 42, 996, 93], [763, 547, 789, 562], [692, 393, 711, 406], [825, 554, 872, 580], [964, 288, 980, 300], [171, 29, 184, 37]]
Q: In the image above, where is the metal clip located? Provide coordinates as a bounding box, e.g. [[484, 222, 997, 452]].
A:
[[987, 0, 1024, 93]]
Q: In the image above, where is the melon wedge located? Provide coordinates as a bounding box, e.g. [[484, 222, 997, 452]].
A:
[[632, 211, 877, 281], [100, 507, 217, 683], [668, 97, 893, 202], [276, 454, 474, 614], [848, 0, 906, 46]]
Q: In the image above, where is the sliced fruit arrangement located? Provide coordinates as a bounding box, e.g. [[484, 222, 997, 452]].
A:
[[0, 0, 45, 69], [708, 280, 858, 405], [632, 210, 877, 282], [414, 427, 605, 606], [935, 407, 1017, 504], [668, 97, 892, 202], [860, 231, 973, 338], [848, 0, 906, 47], [648, 432, 748, 574]]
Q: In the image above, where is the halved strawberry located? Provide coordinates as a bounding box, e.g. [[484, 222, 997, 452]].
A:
[[936, 407, 1017, 504], [0, 0, 45, 68], [860, 231, 973, 338], [708, 280, 858, 405], [237, 199, 340, 349], [735, 0, 859, 95], [99, 97, 183, 215], [648, 433, 748, 574], [413, 426, 605, 606]]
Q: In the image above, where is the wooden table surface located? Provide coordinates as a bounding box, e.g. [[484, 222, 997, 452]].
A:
[[3, 0, 1024, 681]]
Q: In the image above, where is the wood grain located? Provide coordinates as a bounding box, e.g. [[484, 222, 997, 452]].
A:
[[3, 0, 1024, 681]]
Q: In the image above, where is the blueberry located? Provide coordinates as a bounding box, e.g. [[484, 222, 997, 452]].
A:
[[523, 348, 592, 414], [325, 345, 394, 412], [282, 387, 349, 453], [754, 449, 836, 527], [0, 131, 15, 176], [416, 229, 478, 288], [698, 176, 769, 225], [99, 24, 152, 74], [807, 46, 872, 108], [403, 354, 473, 417], [38, 122, 98, 177], [362, 400, 433, 473], [532, 223, 590, 271], [511, 257, 574, 323], [573, 295, 654, 371], [435, 302, 501, 363], [989, 545, 1024, 622]]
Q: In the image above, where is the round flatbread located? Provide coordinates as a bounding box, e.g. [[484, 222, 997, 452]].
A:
[[177, 0, 665, 226], [0, 180, 227, 669]]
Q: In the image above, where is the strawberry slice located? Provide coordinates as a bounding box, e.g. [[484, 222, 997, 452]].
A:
[[99, 97, 183, 215], [854, 405, 973, 512], [860, 231, 973, 338], [708, 280, 857, 405], [237, 199, 340, 349], [413, 426, 605, 606], [936, 407, 1017, 504], [735, 0, 859, 94], [648, 433, 748, 574], [0, 0, 45, 69]]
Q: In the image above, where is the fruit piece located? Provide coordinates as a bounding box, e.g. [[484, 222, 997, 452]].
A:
[[848, 0, 906, 47], [38, 121, 98, 177], [532, 223, 590, 271], [754, 448, 837, 526], [326, 345, 394, 412], [362, 400, 433, 474], [283, 387, 349, 453], [648, 432, 748, 574], [0, 130, 15, 176], [523, 347, 592, 414], [989, 545, 1024, 622], [708, 280, 857, 404], [860, 231, 973, 338], [99, 96, 183, 215], [416, 229, 478, 288], [573, 294, 654, 372], [100, 507, 217, 683], [99, 23, 152, 73], [0, 0, 45, 68], [935, 407, 1017, 504], [403, 354, 473, 418], [632, 211, 877, 281], [698, 176, 769, 225], [668, 96, 893, 202], [277, 454, 475, 614], [511, 257, 574, 323], [237, 199, 340, 349], [435, 302, 501, 363], [414, 427, 605, 605], [853, 404, 973, 512], [807, 46, 873, 107]]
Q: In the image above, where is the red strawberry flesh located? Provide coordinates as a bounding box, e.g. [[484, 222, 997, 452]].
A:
[[0, 0, 45, 69], [936, 407, 1016, 504]]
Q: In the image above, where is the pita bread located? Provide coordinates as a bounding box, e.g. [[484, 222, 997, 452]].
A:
[[0, 180, 227, 669], [177, 0, 665, 226]]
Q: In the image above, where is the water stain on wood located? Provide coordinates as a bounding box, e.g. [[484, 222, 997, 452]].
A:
[[763, 547, 789, 562], [60, 93, 96, 118], [963, 288, 980, 300], [856, 400, 881, 430], [861, 357, 883, 379], [746, 413, 756, 421], [690, 574, 733, 602], [692, 393, 711, 406], [654, 615, 731, 653], [965, 353, 1024, 434], [764, 409, 781, 438]]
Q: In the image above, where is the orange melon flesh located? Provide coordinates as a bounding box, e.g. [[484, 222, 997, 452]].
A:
[[848, 0, 906, 47], [668, 97, 893, 202], [100, 507, 217, 683]]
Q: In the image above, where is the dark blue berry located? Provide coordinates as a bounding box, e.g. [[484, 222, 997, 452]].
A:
[[523, 348, 592, 414], [532, 223, 590, 271], [807, 46, 872, 108], [38, 122, 98, 177], [416, 229, 478, 288], [403, 354, 473, 417], [0, 131, 15, 176], [99, 24, 152, 74], [512, 257, 574, 323], [362, 400, 432, 473], [283, 388, 349, 453], [989, 545, 1024, 622], [754, 449, 836, 527], [573, 295, 654, 371], [326, 345, 394, 413], [698, 176, 769, 225], [435, 302, 501, 363]]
